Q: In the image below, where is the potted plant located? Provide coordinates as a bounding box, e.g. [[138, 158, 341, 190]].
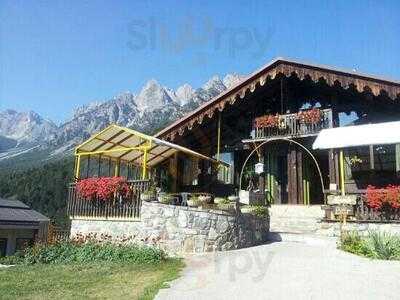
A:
[[140, 190, 154, 202], [228, 195, 239, 202], [217, 198, 235, 211], [240, 205, 269, 217], [214, 197, 227, 205], [240, 205, 253, 214], [140, 186, 156, 202], [198, 194, 213, 204], [158, 193, 175, 205], [187, 196, 199, 207]]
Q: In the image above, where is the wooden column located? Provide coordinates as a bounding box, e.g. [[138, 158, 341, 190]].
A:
[[287, 145, 298, 204], [334, 150, 340, 187], [169, 152, 178, 192], [297, 150, 303, 205], [330, 95, 340, 127], [328, 149, 336, 187]]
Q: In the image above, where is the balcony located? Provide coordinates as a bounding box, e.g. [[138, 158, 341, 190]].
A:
[[251, 108, 333, 140], [67, 180, 150, 220]]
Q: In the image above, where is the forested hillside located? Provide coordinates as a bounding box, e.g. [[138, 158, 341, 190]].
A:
[[0, 158, 74, 226]]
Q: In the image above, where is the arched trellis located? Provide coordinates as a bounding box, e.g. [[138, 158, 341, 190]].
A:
[[239, 137, 326, 204]]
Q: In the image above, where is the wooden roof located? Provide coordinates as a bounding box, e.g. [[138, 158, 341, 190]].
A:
[[156, 57, 400, 141]]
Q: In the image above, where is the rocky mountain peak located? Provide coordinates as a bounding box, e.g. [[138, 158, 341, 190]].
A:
[[0, 109, 57, 144], [135, 79, 173, 111], [0, 71, 246, 163], [202, 75, 226, 94], [175, 83, 195, 106], [223, 73, 247, 89]]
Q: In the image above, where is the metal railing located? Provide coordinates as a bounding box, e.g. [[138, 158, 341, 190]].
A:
[[67, 180, 150, 220], [252, 108, 333, 139]]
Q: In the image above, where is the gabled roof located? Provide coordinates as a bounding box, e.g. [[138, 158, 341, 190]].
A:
[[75, 124, 227, 167], [156, 57, 400, 141], [0, 198, 49, 223], [0, 198, 29, 209]]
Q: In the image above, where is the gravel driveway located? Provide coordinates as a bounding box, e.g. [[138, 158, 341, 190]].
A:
[[156, 239, 400, 300]]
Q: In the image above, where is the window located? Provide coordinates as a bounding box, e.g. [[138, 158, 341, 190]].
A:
[[344, 146, 371, 180], [217, 152, 234, 184], [182, 157, 199, 186], [373, 144, 396, 171], [0, 239, 7, 257], [15, 238, 34, 252], [344, 144, 400, 182]]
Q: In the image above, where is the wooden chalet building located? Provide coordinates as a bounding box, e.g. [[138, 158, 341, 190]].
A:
[[153, 58, 400, 205]]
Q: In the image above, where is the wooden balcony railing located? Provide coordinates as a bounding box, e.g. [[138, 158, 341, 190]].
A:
[[67, 180, 150, 220], [252, 108, 333, 140]]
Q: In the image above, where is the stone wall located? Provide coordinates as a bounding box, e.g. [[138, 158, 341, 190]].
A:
[[70, 201, 269, 255], [70, 219, 141, 238], [317, 221, 400, 237]]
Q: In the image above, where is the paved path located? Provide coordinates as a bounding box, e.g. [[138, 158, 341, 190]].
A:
[[156, 240, 400, 300]]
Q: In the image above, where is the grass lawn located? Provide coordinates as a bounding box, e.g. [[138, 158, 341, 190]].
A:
[[0, 259, 184, 300]]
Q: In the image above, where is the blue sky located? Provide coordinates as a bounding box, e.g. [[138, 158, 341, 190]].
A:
[[1, 0, 399, 123]]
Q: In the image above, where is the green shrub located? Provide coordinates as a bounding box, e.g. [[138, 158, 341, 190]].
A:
[[214, 197, 228, 205], [217, 202, 235, 211], [340, 230, 400, 260], [340, 231, 369, 256], [248, 205, 269, 217], [219, 198, 231, 205], [366, 231, 400, 260], [3, 241, 166, 265], [0, 254, 25, 265]]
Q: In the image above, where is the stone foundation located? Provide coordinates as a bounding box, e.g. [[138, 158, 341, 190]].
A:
[[317, 221, 400, 237], [70, 201, 269, 255]]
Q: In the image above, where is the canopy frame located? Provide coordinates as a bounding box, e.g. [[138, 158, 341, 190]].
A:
[[74, 124, 227, 181]]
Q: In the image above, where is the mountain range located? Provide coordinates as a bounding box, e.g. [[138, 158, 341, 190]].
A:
[[0, 73, 246, 169]]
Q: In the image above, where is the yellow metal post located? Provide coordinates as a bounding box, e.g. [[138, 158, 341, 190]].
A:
[[142, 148, 148, 180], [75, 155, 81, 180], [339, 150, 345, 196]]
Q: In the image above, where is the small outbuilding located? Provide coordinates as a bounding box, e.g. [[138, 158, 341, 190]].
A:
[[0, 198, 49, 256]]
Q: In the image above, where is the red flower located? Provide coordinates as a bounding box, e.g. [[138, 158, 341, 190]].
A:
[[366, 184, 400, 210], [385, 185, 400, 209], [254, 114, 279, 128], [76, 177, 131, 202], [297, 108, 322, 125], [366, 185, 385, 210], [76, 177, 98, 200]]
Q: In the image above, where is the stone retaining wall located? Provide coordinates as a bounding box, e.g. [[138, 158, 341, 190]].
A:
[[70, 201, 269, 255], [317, 221, 400, 237]]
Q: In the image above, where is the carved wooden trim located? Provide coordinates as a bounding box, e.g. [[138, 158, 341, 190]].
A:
[[162, 61, 400, 141]]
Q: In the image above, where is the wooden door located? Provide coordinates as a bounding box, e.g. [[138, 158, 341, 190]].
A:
[[277, 155, 288, 204]]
